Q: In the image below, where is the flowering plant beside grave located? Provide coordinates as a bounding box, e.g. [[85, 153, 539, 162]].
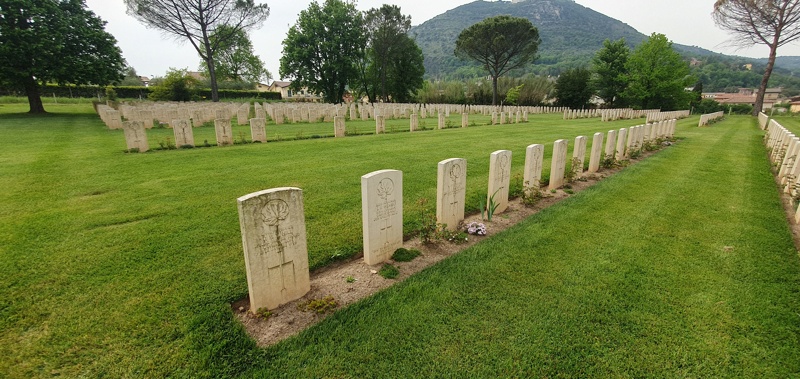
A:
[[466, 222, 487, 236]]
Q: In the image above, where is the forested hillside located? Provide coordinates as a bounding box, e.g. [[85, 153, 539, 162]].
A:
[[412, 0, 800, 95]]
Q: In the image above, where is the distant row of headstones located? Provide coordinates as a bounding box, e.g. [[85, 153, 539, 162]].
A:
[[563, 108, 691, 123], [765, 117, 800, 224], [97, 101, 568, 130], [237, 119, 679, 312], [117, 110, 534, 152], [698, 111, 725, 126]]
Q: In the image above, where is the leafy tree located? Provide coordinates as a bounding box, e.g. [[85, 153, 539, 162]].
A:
[[116, 65, 145, 86], [280, 0, 365, 104], [454, 15, 540, 105], [689, 82, 703, 110], [505, 84, 524, 105], [358, 5, 424, 103], [200, 25, 270, 84], [0, 0, 124, 113], [622, 33, 692, 111], [714, 0, 800, 115], [124, 0, 270, 102], [381, 35, 425, 103], [148, 68, 199, 102], [554, 68, 593, 109], [592, 39, 629, 108]]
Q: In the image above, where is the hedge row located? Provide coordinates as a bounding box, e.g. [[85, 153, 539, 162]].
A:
[[0, 84, 282, 101]]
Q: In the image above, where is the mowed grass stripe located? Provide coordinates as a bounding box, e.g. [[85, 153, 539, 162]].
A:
[[240, 116, 800, 378]]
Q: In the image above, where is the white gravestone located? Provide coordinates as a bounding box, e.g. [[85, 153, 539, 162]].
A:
[[437, 158, 467, 231], [361, 170, 403, 265], [376, 115, 385, 134], [171, 119, 194, 147], [334, 116, 345, 138], [438, 112, 445, 129], [238, 104, 250, 125], [589, 133, 603, 174], [524, 144, 545, 188], [462, 112, 469, 128], [573, 136, 587, 175], [123, 121, 149, 152], [488, 150, 512, 214], [215, 119, 233, 146], [410, 114, 419, 132], [605, 130, 618, 158], [615, 128, 628, 161], [237, 187, 310, 312], [549, 139, 568, 190], [250, 118, 267, 143]]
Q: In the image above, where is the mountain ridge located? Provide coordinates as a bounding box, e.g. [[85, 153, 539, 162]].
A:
[[410, 0, 799, 83]]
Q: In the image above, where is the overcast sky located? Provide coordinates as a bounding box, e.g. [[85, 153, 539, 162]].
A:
[[84, 0, 800, 81]]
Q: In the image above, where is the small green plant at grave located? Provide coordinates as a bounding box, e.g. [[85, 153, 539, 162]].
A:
[[236, 131, 249, 145], [445, 119, 454, 128], [600, 154, 618, 169], [521, 180, 548, 207], [564, 189, 575, 194], [345, 276, 356, 283], [564, 157, 583, 183], [469, 121, 477, 127], [416, 198, 448, 244], [509, 174, 524, 198], [392, 248, 422, 262], [378, 264, 400, 279], [203, 139, 211, 147], [124, 147, 140, 154], [158, 137, 176, 150], [480, 189, 501, 221], [629, 146, 642, 159], [446, 230, 469, 244], [550, 189, 557, 193], [295, 131, 305, 140], [179, 144, 194, 149], [254, 307, 273, 320], [419, 121, 428, 130], [299, 295, 338, 314]]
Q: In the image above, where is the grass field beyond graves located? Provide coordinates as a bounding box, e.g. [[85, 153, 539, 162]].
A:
[[1, 104, 799, 377]]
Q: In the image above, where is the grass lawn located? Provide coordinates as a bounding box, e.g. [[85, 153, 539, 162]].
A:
[[1, 104, 798, 377]]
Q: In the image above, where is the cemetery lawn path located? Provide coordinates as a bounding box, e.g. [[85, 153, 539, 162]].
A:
[[246, 116, 800, 377]]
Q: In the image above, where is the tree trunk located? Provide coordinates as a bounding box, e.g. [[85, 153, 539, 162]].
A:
[[754, 42, 778, 117], [206, 55, 220, 102], [492, 75, 499, 106], [24, 76, 45, 114]]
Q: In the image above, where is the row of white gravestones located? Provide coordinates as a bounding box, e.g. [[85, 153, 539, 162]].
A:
[[698, 111, 725, 126], [563, 109, 600, 120], [101, 102, 244, 130], [237, 126, 683, 311], [122, 116, 271, 151], [599, 108, 660, 122], [646, 110, 691, 123], [764, 120, 800, 223], [592, 120, 678, 161], [758, 112, 769, 130]]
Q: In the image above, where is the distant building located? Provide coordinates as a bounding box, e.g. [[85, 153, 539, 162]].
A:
[[704, 87, 783, 110], [267, 80, 321, 101], [138, 76, 151, 87]]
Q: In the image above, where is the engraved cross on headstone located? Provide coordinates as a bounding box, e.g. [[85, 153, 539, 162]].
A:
[[449, 164, 463, 217]]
